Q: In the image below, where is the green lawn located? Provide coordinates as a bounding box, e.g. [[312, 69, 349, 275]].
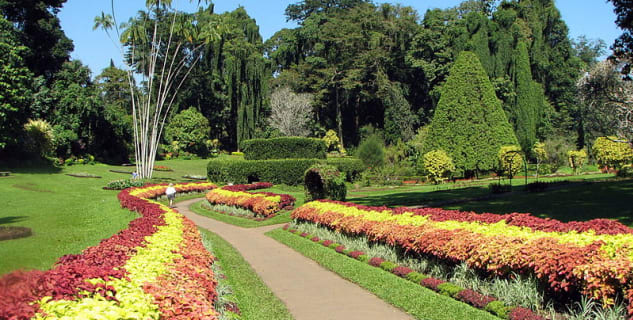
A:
[[443, 178, 633, 227], [267, 228, 498, 320], [0, 159, 211, 275], [348, 173, 613, 207]]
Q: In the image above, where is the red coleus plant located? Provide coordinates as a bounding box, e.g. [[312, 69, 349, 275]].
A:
[[0, 182, 218, 319]]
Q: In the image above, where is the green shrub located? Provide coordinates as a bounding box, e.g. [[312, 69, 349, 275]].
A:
[[328, 242, 341, 249], [207, 158, 364, 185], [240, 137, 327, 160], [323, 129, 345, 153], [498, 145, 523, 179], [421, 150, 455, 184], [105, 179, 145, 190], [567, 149, 587, 175], [593, 136, 633, 170], [617, 165, 633, 177], [437, 283, 464, 298], [165, 107, 211, 156], [304, 164, 347, 201], [23, 119, 55, 157], [484, 301, 511, 319], [357, 255, 370, 263], [357, 135, 385, 169], [379, 261, 398, 272], [406, 272, 429, 283]]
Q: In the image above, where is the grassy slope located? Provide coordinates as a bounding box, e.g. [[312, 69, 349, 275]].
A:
[[198, 228, 293, 320], [0, 159, 210, 275], [267, 228, 498, 320]]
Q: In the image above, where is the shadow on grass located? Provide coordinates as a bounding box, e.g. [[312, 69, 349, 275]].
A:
[[0, 161, 62, 174], [444, 179, 633, 227], [0, 216, 28, 225], [348, 185, 489, 207]]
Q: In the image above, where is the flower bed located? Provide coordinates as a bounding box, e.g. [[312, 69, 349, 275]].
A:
[[205, 183, 295, 218], [282, 225, 546, 320], [0, 182, 219, 319], [291, 200, 633, 317]]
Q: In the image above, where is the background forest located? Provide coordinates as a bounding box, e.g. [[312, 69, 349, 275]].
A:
[[1, 0, 631, 178]]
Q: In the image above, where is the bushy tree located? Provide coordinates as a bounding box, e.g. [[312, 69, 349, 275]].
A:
[[422, 51, 518, 176], [0, 17, 32, 150], [165, 108, 211, 156], [608, 0, 633, 75], [593, 136, 633, 170], [357, 135, 385, 169], [498, 145, 523, 179], [0, 0, 73, 80], [269, 87, 313, 137], [567, 149, 587, 175], [422, 150, 455, 184]]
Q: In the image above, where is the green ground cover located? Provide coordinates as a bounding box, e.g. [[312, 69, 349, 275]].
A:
[[267, 228, 498, 320], [198, 228, 293, 320]]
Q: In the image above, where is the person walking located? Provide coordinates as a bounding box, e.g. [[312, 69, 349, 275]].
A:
[[165, 183, 177, 207]]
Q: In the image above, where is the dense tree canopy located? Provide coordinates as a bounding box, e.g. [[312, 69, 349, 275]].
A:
[[0, 17, 32, 150], [0, 0, 73, 80]]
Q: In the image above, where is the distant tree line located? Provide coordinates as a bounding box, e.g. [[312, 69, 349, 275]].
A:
[[1, 0, 631, 170]]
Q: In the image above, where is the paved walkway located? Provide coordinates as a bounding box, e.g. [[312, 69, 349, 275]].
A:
[[176, 198, 413, 320]]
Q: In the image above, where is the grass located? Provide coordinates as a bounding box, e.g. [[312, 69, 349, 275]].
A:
[[267, 228, 498, 320], [190, 200, 293, 228], [443, 178, 633, 227], [198, 228, 293, 320], [348, 173, 614, 207], [0, 159, 211, 275]]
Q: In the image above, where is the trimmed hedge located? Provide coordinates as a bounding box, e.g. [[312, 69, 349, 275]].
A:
[[208, 158, 364, 185], [240, 137, 327, 160], [304, 164, 347, 201]]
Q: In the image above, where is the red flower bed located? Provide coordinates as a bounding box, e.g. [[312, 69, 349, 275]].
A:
[[0, 182, 218, 319]]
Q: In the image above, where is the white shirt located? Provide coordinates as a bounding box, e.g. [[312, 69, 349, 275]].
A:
[[165, 186, 176, 196]]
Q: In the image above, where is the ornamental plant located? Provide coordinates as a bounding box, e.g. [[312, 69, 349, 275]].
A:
[[421, 150, 455, 184], [567, 149, 587, 175], [0, 182, 219, 319], [205, 183, 295, 217], [304, 164, 347, 201], [498, 145, 524, 179], [422, 51, 518, 176], [323, 129, 345, 154], [593, 136, 633, 171], [357, 134, 385, 169], [532, 142, 548, 180], [290, 199, 633, 314]]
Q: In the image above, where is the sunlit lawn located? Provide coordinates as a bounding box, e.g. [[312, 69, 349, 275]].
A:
[[0, 159, 211, 275]]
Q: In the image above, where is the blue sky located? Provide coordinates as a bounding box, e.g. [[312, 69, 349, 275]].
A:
[[58, 0, 620, 76]]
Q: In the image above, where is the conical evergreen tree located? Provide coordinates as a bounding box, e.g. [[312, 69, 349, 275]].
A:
[[512, 41, 540, 152], [423, 51, 518, 176]]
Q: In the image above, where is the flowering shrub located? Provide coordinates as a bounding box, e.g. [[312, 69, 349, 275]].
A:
[[205, 183, 295, 217], [292, 200, 633, 316], [153, 165, 173, 171], [0, 182, 218, 319]]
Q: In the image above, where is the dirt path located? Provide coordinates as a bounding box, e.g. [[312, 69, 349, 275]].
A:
[[176, 198, 414, 320]]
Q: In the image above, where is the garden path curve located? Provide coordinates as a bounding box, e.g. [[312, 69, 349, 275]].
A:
[[176, 198, 414, 320]]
